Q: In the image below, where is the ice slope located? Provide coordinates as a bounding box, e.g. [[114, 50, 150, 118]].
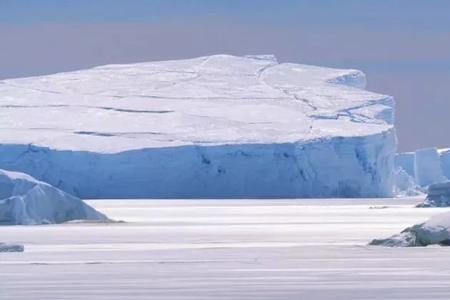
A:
[[0, 169, 107, 225], [370, 210, 450, 247], [0, 55, 396, 198]]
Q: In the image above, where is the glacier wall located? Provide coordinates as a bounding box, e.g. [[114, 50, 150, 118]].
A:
[[0, 129, 395, 199]]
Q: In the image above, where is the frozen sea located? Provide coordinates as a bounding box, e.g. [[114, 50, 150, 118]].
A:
[[1, 198, 450, 300]]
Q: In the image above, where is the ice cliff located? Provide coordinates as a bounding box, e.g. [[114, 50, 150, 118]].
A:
[[0, 169, 107, 225], [0, 55, 396, 198]]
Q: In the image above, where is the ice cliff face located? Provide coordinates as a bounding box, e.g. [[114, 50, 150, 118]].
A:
[[0, 169, 107, 225], [0, 55, 396, 198]]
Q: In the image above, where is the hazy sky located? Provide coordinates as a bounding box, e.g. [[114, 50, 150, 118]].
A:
[[1, 0, 449, 151]]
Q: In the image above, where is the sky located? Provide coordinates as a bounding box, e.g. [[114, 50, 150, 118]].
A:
[[0, 0, 449, 151]]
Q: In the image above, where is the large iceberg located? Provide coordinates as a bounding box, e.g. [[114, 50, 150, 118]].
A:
[[0, 169, 107, 225], [370, 211, 450, 247], [0, 55, 396, 198]]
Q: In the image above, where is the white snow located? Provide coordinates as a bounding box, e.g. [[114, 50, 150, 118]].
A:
[[0, 169, 107, 225], [0, 55, 396, 198], [1, 198, 449, 299]]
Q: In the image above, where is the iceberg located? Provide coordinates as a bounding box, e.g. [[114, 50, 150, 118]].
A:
[[0, 169, 107, 225], [370, 211, 450, 247], [414, 148, 446, 187], [395, 148, 449, 196], [418, 181, 450, 207], [0, 55, 396, 198]]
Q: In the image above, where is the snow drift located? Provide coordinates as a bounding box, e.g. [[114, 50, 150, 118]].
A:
[[0, 55, 396, 198], [0, 169, 107, 225], [370, 211, 450, 247]]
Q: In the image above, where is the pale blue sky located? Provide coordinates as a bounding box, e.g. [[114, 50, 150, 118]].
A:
[[1, 0, 449, 151]]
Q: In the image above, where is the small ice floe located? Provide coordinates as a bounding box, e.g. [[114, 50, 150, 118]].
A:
[[0, 242, 24, 252], [0, 169, 109, 225], [370, 211, 450, 247], [417, 181, 450, 207]]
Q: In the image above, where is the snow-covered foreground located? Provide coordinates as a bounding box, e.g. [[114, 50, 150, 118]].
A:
[[1, 198, 450, 300]]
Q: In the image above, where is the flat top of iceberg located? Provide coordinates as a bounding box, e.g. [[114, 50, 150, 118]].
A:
[[0, 55, 393, 153]]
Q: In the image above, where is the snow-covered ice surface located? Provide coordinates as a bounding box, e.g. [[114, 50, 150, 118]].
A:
[[2, 198, 450, 299], [0, 55, 396, 198], [0, 169, 108, 225]]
